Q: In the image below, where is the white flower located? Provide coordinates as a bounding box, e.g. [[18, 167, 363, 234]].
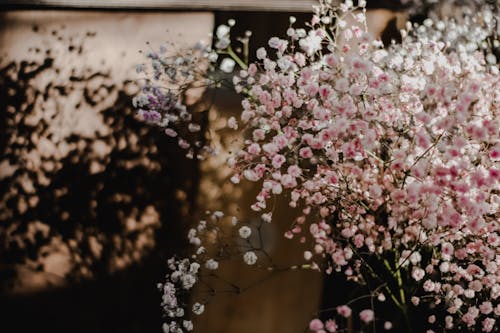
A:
[[205, 259, 219, 270], [439, 261, 450, 273], [243, 169, 259, 181], [180, 274, 196, 289], [175, 308, 184, 317], [243, 251, 258, 265], [261, 213, 272, 223], [231, 216, 238, 225], [409, 252, 422, 265], [464, 289, 475, 298], [208, 51, 218, 62], [412, 267, 425, 281], [183, 320, 194, 331], [256, 47, 267, 60], [268, 37, 281, 49], [189, 262, 200, 274], [359, 309, 374, 323], [189, 237, 201, 246], [216, 24, 230, 39], [227, 116, 238, 129], [188, 123, 201, 132], [192, 302, 205, 315], [213, 211, 224, 218], [187, 228, 197, 239], [486, 53, 497, 64], [220, 58, 236, 73], [299, 32, 323, 56], [238, 226, 252, 239]]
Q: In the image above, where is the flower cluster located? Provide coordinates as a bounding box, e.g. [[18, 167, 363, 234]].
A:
[[227, 0, 499, 331], [133, 42, 215, 159], [133, 20, 253, 160], [159, 209, 282, 332], [138, 0, 499, 332]]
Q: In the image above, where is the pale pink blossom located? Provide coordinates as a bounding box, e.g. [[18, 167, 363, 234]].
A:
[[336, 305, 352, 318], [359, 309, 374, 323]]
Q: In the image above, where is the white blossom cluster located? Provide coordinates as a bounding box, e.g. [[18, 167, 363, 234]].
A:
[[158, 257, 200, 333], [145, 1, 500, 332], [403, 0, 499, 64], [160, 210, 263, 332]]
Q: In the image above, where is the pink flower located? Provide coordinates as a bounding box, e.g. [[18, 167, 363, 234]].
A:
[[294, 52, 306, 67], [281, 174, 297, 188], [353, 234, 364, 248], [359, 309, 374, 323], [309, 319, 324, 331], [268, 37, 288, 53], [227, 116, 238, 129], [462, 307, 480, 327], [490, 147, 500, 159], [324, 54, 339, 68], [334, 78, 349, 92], [300, 147, 313, 159], [178, 139, 190, 149], [350, 57, 370, 74], [482, 318, 496, 332], [263, 142, 279, 155], [416, 130, 431, 148], [247, 143, 261, 155], [336, 305, 352, 318], [489, 168, 499, 181], [287, 165, 302, 178], [248, 63, 257, 76], [391, 189, 406, 202], [480, 302, 493, 315], [324, 320, 337, 332], [243, 169, 260, 182], [165, 128, 178, 137], [441, 242, 454, 260], [253, 129, 266, 141], [272, 154, 286, 169]]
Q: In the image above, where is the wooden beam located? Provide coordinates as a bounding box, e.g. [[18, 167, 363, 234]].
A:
[[1, 0, 325, 12]]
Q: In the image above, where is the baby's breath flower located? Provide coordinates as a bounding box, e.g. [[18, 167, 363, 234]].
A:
[[220, 58, 236, 73], [238, 226, 252, 239], [192, 302, 205, 315], [243, 251, 258, 265], [205, 259, 219, 270]]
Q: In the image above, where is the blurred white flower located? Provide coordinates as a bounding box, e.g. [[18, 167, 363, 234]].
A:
[[238, 226, 252, 239], [220, 58, 236, 73]]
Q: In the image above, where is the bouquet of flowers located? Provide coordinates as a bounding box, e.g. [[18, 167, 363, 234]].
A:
[[134, 1, 499, 332]]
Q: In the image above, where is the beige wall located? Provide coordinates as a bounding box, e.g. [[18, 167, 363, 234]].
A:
[[0, 10, 213, 291]]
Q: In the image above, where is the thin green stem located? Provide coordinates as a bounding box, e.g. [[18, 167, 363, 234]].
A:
[[226, 47, 248, 70]]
